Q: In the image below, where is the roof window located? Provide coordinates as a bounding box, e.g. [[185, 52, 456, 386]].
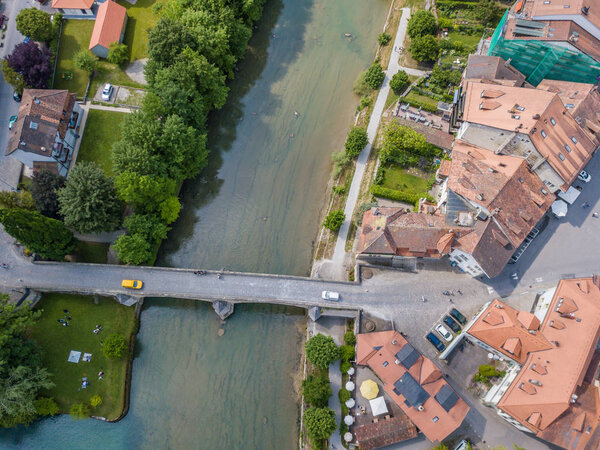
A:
[[382, 361, 389, 367], [518, 177, 524, 183], [571, 136, 578, 144], [432, 416, 439, 423], [516, 105, 525, 111], [558, 153, 565, 161], [550, 117, 556, 126], [543, 0, 550, 3], [541, 130, 547, 138], [566, 103, 575, 108], [565, 144, 571, 152], [511, 114, 520, 119]]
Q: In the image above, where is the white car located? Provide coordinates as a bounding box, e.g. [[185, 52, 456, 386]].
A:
[[578, 170, 592, 183], [435, 324, 452, 342], [322, 291, 340, 301], [101, 83, 113, 101]]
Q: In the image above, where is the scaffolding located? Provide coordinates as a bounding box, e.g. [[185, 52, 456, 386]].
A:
[[487, 11, 600, 85]]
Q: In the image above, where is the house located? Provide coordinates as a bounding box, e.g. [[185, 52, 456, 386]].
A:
[[5, 89, 83, 177], [52, 0, 95, 17], [357, 331, 470, 443], [456, 80, 597, 192], [463, 55, 529, 87], [488, 0, 600, 85], [89, 0, 128, 58], [357, 208, 456, 266], [464, 276, 600, 450]]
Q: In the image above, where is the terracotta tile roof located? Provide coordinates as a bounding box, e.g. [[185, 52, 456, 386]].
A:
[[89, 0, 127, 50], [33, 161, 59, 175], [496, 277, 600, 449], [6, 89, 76, 157], [462, 81, 596, 189], [357, 208, 455, 258], [467, 299, 553, 364], [529, 0, 600, 31], [357, 331, 470, 443], [464, 55, 527, 86], [449, 140, 554, 277], [354, 415, 418, 450], [437, 159, 451, 179], [52, 0, 94, 7]]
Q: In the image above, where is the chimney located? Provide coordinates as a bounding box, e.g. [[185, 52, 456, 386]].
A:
[[392, 340, 398, 345], [34, 97, 40, 105], [581, 6, 589, 15], [417, 405, 425, 412]]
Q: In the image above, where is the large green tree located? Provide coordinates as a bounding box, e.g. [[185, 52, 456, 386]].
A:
[[302, 374, 332, 408], [305, 334, 340, 369], [124, 213, 170, 242], [107, 42, 129, 66], [407, 10, 437, 38], [380, 122, 428, 164], [31, 169, 65, 219], [345, 127, 368, 158], [113, 233, 153, 265], [409, 35, 439, 62], [0, 60, 26, 95], [364, 63, 385, 90], [0, 209, 75, 260], [303, 407, 337, 442], [57, 162, 122, 234], [15, 8, 53, 42], [390, 70, 410, 95], [73, 50, 97, 74]]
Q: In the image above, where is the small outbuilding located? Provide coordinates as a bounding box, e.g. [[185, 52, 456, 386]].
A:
[[89, 0, 128, 58]]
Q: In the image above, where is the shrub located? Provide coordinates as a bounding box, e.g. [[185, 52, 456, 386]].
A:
[[90, 394, 102, 408], [338, 388, 351, 404], [353, 71, 372, 96], [323, 209, 345, 232], [35, 397, 59, 416], [340, 360, 352, 374], [378, 32, 392, 46], [73, 50, 97, 74], [302, 374, 332, 408], [102, 333, 128, 360], [340, 345, 355, 362], [344, 330, 356, 346], [371, 185, 433, 204], [358, 96, 372, 111], [305, 334, 340, 369], [399, 95, 438, 113], [332, 185, 346, 195], [364, 63, 385, 90], [390, 70, 410, 95], [107, 42, 129, 66], [345, 127, 368, 157], [478, 364, 503, 378], [354, 202, 377, 225], [407, 10, 438, 38], [331, 151, 351, 178], [70, 403, 90, 420]]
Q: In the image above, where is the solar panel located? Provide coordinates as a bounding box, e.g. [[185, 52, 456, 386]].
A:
[[435, 384, 459, 412], [515, 18, 546, 28], [393, 372, 430, 408], [395, 344, 420, 369], [513, 26, 545, 37]]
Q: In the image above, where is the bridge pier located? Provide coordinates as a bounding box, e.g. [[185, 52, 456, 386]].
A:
[[116, 293, 142, 307], [212, 300, 234, 320]]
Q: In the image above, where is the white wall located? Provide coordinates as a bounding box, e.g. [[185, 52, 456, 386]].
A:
[[449, 249, 485, 277]]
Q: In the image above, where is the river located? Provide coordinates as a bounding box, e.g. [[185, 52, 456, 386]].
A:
[[0, 0, 388, 448]]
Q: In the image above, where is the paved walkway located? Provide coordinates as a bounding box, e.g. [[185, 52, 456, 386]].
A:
[[329, 8, 412, 277]]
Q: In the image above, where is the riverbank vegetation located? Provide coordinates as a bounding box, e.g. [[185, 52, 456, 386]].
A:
[[29, 294, 137, 420]]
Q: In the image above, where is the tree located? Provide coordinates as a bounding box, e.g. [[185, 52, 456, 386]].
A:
[[57, 162, 122, 234], [0, 366, 54, 427], [323, 209, 345, 233], [5, 41, 52, 89], [124, 213, 170, 242], [31, 169, 65, 219], [113, 233, 153, 265], [16, 8, 53, 42], [158, 196, 181, 224], [390, 70, 410, 95], [302, 374, 332, 408], [380, 122, 428, 164], [0, 60, 26, 95], [303, 407, 337, 441], [364, 63, 385, 90], [407, 10, 437, 38], [102, 334, 128, 359], [344, 127, 368, 158], [0, 191, 35, 210], [409, 35, 439, 62], [475, 0, 503, 26], [378, 32, 391, 46], [114, 171, 175, 211], [107, 42, 129, 66], [90, 395, 102, 408], [305, 334, 340, 369], [0, 208, 76, 260], [35, 397, 59, 416], [73, 50, 97, 74], [69, 403, 90, 420]]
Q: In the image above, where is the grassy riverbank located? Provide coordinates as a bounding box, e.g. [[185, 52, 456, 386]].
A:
[[30, 294, 137, 420]]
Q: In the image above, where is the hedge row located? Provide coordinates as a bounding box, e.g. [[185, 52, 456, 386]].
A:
[[399, 96, 438, 113], [370, 185, 433, 204]]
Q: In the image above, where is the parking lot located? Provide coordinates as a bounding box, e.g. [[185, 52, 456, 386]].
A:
[[93, 84, 145, 107]]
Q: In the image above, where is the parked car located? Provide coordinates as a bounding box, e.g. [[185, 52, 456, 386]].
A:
[[13, 91, 21, 102], [321, 291, 340, 301], [450, 307, 467, 325], [23, 37, 30, 44], [578, 170, 592, 183], [454, 439, 471, 450], [435, 324, 453, 342], [443, 315, 461, 333], [0, 14, 7, 28], [122, 279, 143, 289], [426, 332, 446, 352], [8, 116, 17, 130], [101, 83, 113, 101]]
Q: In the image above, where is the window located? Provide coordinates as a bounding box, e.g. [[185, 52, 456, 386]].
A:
[[518, 177, 524, 183], [571, 136, 578, 144], [550, 117, 556, 126], [511, 114, 520, 119], [565, 144, 571, 152], [541, 130, 547, 138], [558, 153, 565, 161], [516, 105, 525, 111], [432, 416, 439, 423], [382, 361, 389, 367], [81, 9, 87, 14]]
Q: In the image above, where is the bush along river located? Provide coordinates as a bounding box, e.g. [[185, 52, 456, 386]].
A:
[[0, 0, 388, 447]]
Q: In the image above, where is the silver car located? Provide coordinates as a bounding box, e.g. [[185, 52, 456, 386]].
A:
[[435, 324, 452, 342], [101, 83, 113, 101]]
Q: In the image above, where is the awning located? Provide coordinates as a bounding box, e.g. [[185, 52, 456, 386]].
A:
[[360, 379, 379, 400], [557, 186, 581, 205], [551, 199, 568, 217], [369, 396, 389, 416]]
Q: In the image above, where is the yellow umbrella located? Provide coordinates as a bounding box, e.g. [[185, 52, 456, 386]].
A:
[[360, 379, 379, 400]]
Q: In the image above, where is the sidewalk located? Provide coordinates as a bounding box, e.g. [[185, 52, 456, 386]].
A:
[[328, 7, 412, 278]]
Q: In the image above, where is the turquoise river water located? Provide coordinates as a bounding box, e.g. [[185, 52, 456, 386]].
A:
[[0, 0, 388, 447]]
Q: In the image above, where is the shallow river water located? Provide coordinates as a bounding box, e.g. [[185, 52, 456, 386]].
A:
[[0, 0, 388, 447]]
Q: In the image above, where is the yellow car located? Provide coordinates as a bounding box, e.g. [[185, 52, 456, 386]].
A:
[[122, 279, 143, 289]]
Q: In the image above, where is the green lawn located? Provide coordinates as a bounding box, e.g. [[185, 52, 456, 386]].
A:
[[381, 165, 429, 194], [117, 0, 167, 61], [404, 91, 439, 110], [30, 294, 137, 420], [77, 109, 128, 176], [447, 30, 482, 50], [73, 240, 109, 264]]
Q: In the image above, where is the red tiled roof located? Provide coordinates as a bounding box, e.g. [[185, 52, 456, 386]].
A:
[[354, 415, 418, 450], [89, 0, 127, 50], [52, 0, 93, 8]]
